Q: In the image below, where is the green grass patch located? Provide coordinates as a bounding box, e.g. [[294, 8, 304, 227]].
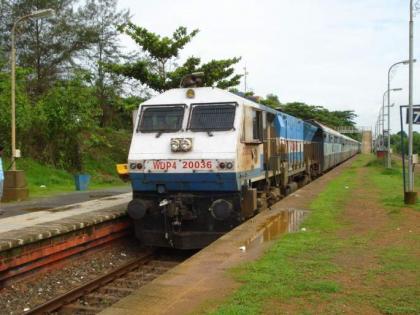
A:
[[1, 128, 130, 198], [208, 156, 367, 315], [7, 157, 128, 198], [365, 157, 420, 212], [206, 155, 419, 315]]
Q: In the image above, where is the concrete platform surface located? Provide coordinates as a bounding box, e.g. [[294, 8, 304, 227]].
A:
[[0, 193, 131, 251], [99, 157, 356, 315], [0, 186, 131, 218]]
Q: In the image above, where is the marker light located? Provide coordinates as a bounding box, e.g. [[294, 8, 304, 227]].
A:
[[180, 138, 193, 151], [171, 139, 180, 152], [136, 163, 143, 169], [219, 162, 226, 169], [186, 88, 195, 98], [130, 163, 136, 170], [226, 162, 233, 169]]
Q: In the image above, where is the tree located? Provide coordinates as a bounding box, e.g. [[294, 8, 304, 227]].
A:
[[79, 0, 130, 126], [30, 72, 99, 170], [0, 55, 32, 155], [259, 94, 357, 128], [260, 93, 281, 108], [2, 0, 98, 98], [107, 23, 242, 92]]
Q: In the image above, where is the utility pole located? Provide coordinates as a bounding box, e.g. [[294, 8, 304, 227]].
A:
[[6, 9, 54, 202], [386, 60, 414, 168], [383, 87, 402, 166], [406, 0, 416, 204]]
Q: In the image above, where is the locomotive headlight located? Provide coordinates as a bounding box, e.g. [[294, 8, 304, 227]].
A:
[[180, 138, 192, 152], [170, 139, 180, 152]]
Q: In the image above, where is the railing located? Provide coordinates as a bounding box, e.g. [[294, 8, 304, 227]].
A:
[[336, 126, 371, 134]]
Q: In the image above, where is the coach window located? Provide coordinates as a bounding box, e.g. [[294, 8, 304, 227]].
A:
[[252, 110, 263, 141]]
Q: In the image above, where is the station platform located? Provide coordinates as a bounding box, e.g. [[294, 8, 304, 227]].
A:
[[0, 186, 131, 218], [0, 193, 131, 251], [99, 157, 356, 315], [0, 193, 131, 283]]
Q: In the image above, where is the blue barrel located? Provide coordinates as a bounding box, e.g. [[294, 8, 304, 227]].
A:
[[74, 174, 91, 191]]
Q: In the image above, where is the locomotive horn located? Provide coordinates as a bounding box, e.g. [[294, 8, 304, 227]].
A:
[[180, 72, 204, 88]]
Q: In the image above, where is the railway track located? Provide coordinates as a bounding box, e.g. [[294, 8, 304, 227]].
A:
[[25, 249, 184, 314]]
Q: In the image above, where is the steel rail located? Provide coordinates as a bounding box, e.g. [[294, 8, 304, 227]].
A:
[[25, 250, 155, 315]]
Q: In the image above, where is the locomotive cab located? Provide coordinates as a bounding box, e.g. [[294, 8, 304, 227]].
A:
[[128, 87, 251, 249]]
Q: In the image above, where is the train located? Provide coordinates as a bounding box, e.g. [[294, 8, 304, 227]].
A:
[[119, 85, 360, 249]]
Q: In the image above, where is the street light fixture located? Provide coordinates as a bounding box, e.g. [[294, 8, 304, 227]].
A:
[[382, 88, 402, 160], [10, 8, 55, 171], [386, 59, 416, 169], [28, 9, 55, 19], [6, 8, 54, 201]]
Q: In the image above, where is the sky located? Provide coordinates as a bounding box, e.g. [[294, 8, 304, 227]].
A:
[[117, 0, 420, 134]]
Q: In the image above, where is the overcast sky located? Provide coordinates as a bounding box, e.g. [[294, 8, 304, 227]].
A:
[[117, 0, 420, 133]]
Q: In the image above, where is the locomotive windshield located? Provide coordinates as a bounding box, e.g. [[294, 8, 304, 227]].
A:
[[138, 105, 185, 132], [189, 103, 236, 131]]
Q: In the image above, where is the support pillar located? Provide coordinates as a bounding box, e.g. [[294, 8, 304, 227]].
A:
[[2, 170, 29, 202]]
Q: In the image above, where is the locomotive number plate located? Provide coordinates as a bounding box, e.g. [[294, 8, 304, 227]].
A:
[[144, 160, 215, 172]]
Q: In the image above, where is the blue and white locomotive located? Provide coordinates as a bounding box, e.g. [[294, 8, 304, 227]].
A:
[[123, 85, 359, 249]]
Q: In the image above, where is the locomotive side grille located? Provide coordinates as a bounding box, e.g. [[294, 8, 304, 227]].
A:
[[189, 103, 236, 131]]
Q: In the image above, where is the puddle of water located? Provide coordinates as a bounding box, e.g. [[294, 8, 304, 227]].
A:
[[242, 209, 308, 250]]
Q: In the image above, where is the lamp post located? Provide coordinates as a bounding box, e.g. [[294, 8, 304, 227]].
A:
[[382, 88, 403, 166], [386, 60, 416, 168], [378, 108, 383, 150], [406, 0, 416, 204], [10, 9, 55, 171]]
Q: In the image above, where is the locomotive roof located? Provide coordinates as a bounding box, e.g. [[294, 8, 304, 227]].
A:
[[141, 87, 279, 114], [140, 87, 358, 143]]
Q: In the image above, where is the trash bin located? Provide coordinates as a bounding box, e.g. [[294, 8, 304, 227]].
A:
[[74, 174, 91, 191]]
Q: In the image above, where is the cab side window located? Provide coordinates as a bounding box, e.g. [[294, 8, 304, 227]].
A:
[[252, 110, 263, 141]]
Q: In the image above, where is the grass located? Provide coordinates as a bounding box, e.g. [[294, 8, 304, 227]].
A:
[[365, 158, 420, 212], [0, 128, 131, 198], [206, 155, 419, 315], [5, 157, 128, 198], [207, 156, 367, 315]]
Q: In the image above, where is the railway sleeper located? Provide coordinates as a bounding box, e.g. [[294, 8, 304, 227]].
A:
[[112, 277, 151, 288], [148, 260, 180, 268], [142, 264, 171, 272], [81, 293, 120, 306], [99, 285, 135, 296], [127, 270, 158, 278], [60, 303, 103, 315]]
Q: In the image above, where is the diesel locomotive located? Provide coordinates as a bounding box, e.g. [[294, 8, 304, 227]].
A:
[[120, 86, 360, 249]]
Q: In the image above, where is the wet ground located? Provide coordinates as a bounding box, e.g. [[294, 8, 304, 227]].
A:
[[0, 186, 131, 218]]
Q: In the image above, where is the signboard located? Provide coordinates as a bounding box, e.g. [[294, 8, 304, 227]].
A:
[[405, 105, 420, 124]]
